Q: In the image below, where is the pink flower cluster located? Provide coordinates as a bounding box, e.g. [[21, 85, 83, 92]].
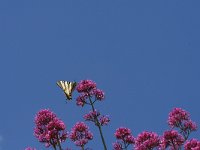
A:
[[76, 94, 89, 107], [93, 89, 105, 100], [113, 142, 123, 150], [99, 115, 110, 126], [183, 120, 197, 132], [84, 110, 110, 126], [134, 131, 160, 150], [168, 108, 190, 128], [69, 122, 93, 148], [84, 109, 100, 122], [184, 138, 200, 150], [76, 80, 105, 106], [168, 108, 197, 140], [34, 109, 67, 148], [161, 130, 184, 149], [113, 127, 135, 150], [76, 80, 96, 93]]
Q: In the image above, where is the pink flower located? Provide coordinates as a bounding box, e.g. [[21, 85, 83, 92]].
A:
[[113, 142, 123, 150], [84, 110, 110, 126], [183, 120, 197, 132], [76, 80, 106, 106], [93, 89, 105, 100], [184, 139, 200, 150], [168, 108, 198, 140], [159, 137, 168, 150], [34, 109, 67, 148], [76, 94, 88, 107], [76, 80, 96, 93], [99, 115, 110, 126], [34, 109, 56, 126], [115, 127, 132, 140], [168, 108, 190, 128], [46, 118, 67, 142], [135, 131, 160, 150], [84, 110, 100, 123], [70, 122, 93, 148], [162, 130, 184, 149], [113, 127, 135, 149]]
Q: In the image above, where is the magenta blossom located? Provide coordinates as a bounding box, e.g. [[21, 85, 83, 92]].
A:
[[76, 80, 105, 106], [76, 80, 96, 93], [113, 142, 123, 150], [162, 130, 184, 149], [184, 138, 200, 150], [168, 108, 197, 140], [76, 94, 88, 107], [99, 115, 110, 126], [84, 109, 100, 123], [45, 118, 67, 142], [70, 122, 93, 148], [34, 109, 67, 148], [115, 127, 133, 140], [183, 120, 197, 132], [168, 108, 190, 128], [84, 110, 110, 126], [135, 131, 160, 150], [93, 89, 105, 100], [113, 127, 135, 149], [34, 109, 56, 126]]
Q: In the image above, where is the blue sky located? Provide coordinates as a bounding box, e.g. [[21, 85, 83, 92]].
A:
[[0, 1, 200, 149]]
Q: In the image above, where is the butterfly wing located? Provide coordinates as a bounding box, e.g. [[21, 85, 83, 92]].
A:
[[64, 81, 77, 100], [57, 81, 65, 90], [57, 81, 76, 100], [71, 81, 77, 92]]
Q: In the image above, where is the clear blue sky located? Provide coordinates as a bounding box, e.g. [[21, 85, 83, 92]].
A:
[[0, 1, 200, 150]]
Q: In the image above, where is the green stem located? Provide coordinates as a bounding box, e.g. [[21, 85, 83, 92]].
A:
[[171, 140, 177, 150], [57, 142, 62, 150], [124, 143, 128, 150], [54, 146, 57, 150], [124, 146, 128, 150], [88, 95, 107, 150], [53, 145, 57, 150], [81, 145, 84, 150], [50, 140, 57, 150], [57, 136, 63, 150]]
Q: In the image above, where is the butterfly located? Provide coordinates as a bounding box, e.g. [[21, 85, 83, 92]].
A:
[[56, 81, 77, 100]]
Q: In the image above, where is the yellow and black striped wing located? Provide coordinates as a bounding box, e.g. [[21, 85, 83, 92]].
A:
[[57, 81, 76, 100]]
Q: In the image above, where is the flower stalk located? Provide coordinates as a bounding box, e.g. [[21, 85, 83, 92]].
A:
[[88, 95, 107, 150]]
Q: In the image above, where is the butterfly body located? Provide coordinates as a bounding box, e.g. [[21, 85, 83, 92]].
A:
[[57, 81, 76, 100]]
